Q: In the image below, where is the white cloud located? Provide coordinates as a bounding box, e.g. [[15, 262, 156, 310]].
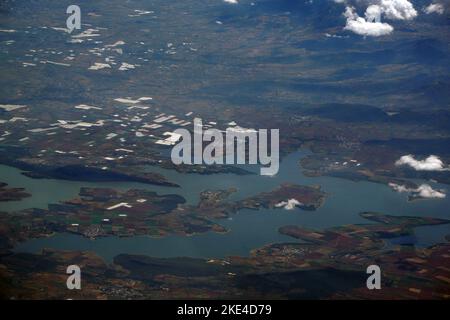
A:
[[336, 0, 418, 36], [335, 0, 418, 19], [223, 0, 239, 4], [395, 155, 449, 171], [365, 4, 383, 21], [379, 0, 417, 20], [389, 182, 410, 193], [275, 199, 302, 210], [344, 6, 394, 36], [423, 3, 445, 14], [415, 184, 446, 199], [389, 183, 446, 199]]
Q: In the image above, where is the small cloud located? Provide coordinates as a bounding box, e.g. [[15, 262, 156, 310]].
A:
[[344, 7, 393, 37], [378, 0, 418, 20], [395, 155, 449, 171], [223, 0, 238, 4], [389, 183, 446, 199], [275, 199, 302, 210], [423, 3, 445, 14], [388, 183, 410, 193], [337, 0, 418, 20], [415, 184, 446, 199], [337, 1, 418, 37]]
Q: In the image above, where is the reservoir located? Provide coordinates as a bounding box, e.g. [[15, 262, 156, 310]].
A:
[[2, 150, 449, 262]]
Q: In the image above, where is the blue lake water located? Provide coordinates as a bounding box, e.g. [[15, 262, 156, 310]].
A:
[[2, 150, 449, 262]]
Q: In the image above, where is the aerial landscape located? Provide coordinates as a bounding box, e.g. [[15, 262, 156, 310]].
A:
[[0, 0, 449, 301]]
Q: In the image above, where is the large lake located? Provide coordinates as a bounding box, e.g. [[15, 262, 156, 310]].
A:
[[2, 150, 449, 262]]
